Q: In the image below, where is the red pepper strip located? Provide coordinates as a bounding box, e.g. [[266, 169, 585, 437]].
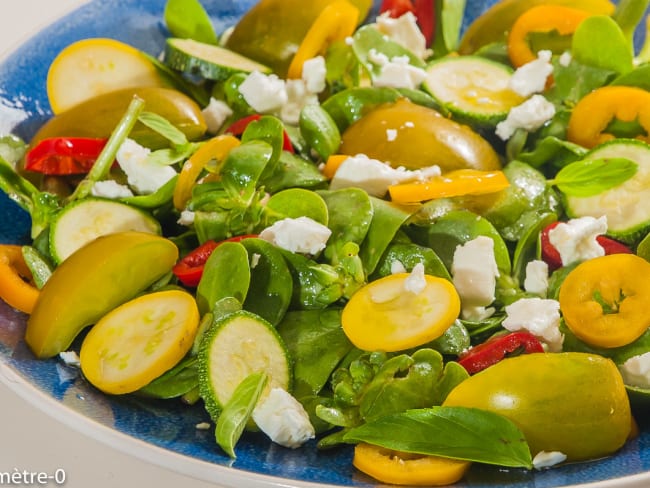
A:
[[24, 137, 108, 175], [380, 0, 435, 46], [224, 114, 294, 153], [540, 221, 633, 271], [457, 332, 544, 375], [172, 235, 257, 287]]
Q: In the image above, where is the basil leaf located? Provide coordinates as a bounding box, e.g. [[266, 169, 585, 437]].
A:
[[549, 157, 638, 197], [343, 406, 532, 469], [572, 16, 634, 75], [164, 0, 218, 45], [138, 111, 189, 148], [216, 371, 268, 458]]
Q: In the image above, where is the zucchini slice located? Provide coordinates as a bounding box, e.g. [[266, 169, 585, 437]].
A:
[[164, 38, 271, 81], [197, 310, 291, 421], [49, 198, 160, 263], [422, 56, 525, 126], [564, 139, 650, 244]]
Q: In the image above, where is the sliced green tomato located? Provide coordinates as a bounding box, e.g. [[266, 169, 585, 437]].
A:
[[47, 38, 165, 114], [49, 198, 160, 263], [341, 272, 461, 352], [80, 289, 199, 395], [423, 56, 525, 127], [563, 139, 650, 244], [164, 38, 271, 81], [197, 310, 291, 421]]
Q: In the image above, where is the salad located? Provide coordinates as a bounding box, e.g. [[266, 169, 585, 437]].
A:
[[1, 0, 650, 486]]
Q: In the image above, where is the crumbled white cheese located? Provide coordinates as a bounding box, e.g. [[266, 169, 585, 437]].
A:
[[376, 11, 428, 59], [509, 50, 553, 97], [281, 78, 319, 125], [368, 50, 427, 90], [195, 422, 211, 430], [533, 451, 567, 470], [495, 94, 556, 141], [202, 97, 233, 134], [548, 216, 607, 267], [250, 253, 262, 269], [390, 259, 407, 274], [302, 56, 327, 94], [503, 298, 563, 352], [59, 351, 81, 367], [523, 260, 549, 296], [259, 216, 331, 254], [177, 210, 195, 226], [386, 128, 397, 142], [451, 236, 500, 321], [90, 180, 134, 199], [403, 262, 426, 294], [329, 154, 440, 197], [252, 388, 315, 449], [239, 71, 288, 113], [559, 51, 572, 67], [116, 139, 177, 195], [618, 352, 650, 389]]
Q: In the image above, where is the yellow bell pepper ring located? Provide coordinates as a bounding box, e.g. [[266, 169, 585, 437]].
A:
[[353, 443, 471, 486], [286, 0, 360, 79], [388, 169, 510, 204], [173, 134, 241, 210], [567, 86, 650, 148], [341, 271, 460, 352], [559, 254, 650, 349], [507, 5, 593, 67], [0, 245, 39, 314]]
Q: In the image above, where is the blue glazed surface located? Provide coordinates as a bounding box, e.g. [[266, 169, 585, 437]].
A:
[[1, 1, 649, 487]]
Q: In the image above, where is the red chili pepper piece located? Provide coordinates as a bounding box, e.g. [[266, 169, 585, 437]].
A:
[[172, 235, 257, 287], [24, 137, 109, 175], [224, 114, 294, 153], [540, 221, 633, 271], [457, 331, 545, 375]]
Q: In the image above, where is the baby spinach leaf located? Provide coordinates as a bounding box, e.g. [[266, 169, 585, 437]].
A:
[[549, 157, 638, 197], [424, 320, 471, 357], [262, 188, 329, 227], [612, 0, 650, 45], [139, 356, 198, 399], [515, 136, 587, 170], [343, 406, 532, 469], [258, 151, 326, 194], [220, 140, 273, 204], [164, 0, 218, 45], [321, 87, 403, 132], [279, 250, 344, 309], [638, 232, 650, 262], [216, 371, 268, 458], [372, 242, 451, 281], [299, 104, 341, 161], [241, 115, 285, 177], [572, 16, 634, 75], [511, 211, 557, 287], [432, 0, 467, 57]]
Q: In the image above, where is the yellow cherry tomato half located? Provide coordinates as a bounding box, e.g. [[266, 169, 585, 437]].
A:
[[353, 443, 471, 486], [80, 289, 200, 395], [342, 272, 460, 352], [559, 254, 650, 349]]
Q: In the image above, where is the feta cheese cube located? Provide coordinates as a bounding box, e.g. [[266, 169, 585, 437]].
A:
[[559, 51, 572, 67], [533, 451, 567, 470], [329, 154, 440, 197], [503, 297, 563, 352], [302, 56, 327, 94], [510, 50, 553, 97], [58, 350, 81, 367], [116, 139, 177, 195], [239, 71, 288, 113], [177, 210, 195, 226], [374, 55, 427, 90], [495, 94, 556, 141], [259, 216, 331, 254], [202, 97, 233, 134], [618, 352, 650, 389], [252, 388, 315, 449], [524, 260, 549, 296], [548, 216, 607, 267], [390, 259, 407, 274], [404, 262, 426, 294], [280, 79, 319, 125], [376, 11, 428, 59], [451, 236, 500, 321], [91, 180, 134, 199]]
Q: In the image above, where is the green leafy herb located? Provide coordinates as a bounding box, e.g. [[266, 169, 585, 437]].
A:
[[164, 0, 218, 45], [432, 0, 467, 57], [613, 0, 650, 46], [548, 157, 638, 197], [572, 16, 634, 75], [138, 111, 189, 148], [343, 406, 532, 469]]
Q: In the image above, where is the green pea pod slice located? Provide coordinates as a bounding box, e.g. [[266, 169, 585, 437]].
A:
[[196, 241, 251, 314], [299, 104, 341, 161], [241, 237, 293, 326], [216, 371, 268, 458]]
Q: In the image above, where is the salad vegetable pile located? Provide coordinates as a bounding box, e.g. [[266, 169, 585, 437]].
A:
[[2, 0, 650, 485]]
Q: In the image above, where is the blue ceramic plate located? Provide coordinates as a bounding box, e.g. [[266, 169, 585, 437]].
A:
[[1, 1, 650, 487]]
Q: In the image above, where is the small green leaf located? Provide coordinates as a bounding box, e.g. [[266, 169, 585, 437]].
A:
[[215, 371, 268, 458], [612, 0, 650, 45], [164, 0, 218, 45], [572, 16, 634, 75], [138, 111, 189, 148], [343, 406, 532, 468], [549, 157, 638, 197]]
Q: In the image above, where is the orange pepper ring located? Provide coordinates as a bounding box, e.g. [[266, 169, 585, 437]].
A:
[[0, 245, 39, 314]]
